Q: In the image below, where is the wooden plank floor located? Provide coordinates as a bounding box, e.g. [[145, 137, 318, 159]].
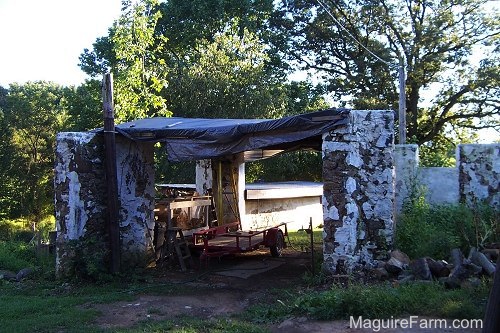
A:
[[205, 232, 264, 251]]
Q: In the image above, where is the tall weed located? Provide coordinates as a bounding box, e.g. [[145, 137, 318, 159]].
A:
[[396, 194, 499, 259]]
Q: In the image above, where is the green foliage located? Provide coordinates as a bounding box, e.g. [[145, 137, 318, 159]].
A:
[[245, 281, 489, 322], [2, 82, 68, 219], [294, 282, 488, 320], [274, 0, 500, 144], [64, 80, 103, 131], [167, 20, 288, 119], [246, 151, 323, 183], [0, 241, 36, 272], [0, 281, 135, 333], [112, 0, 171, 122], [115, 317, 268, 333], [66, 236, 112, 282], [155, 145, 195, 184], [395, 194, 499, 259]]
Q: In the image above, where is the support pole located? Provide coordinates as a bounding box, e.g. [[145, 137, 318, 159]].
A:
[[309, 217, 314, 276], [217, 160, 224, 226], [102, 73, 120, 274], [398, 57, 407, 144], [483, 256, 500, 333]]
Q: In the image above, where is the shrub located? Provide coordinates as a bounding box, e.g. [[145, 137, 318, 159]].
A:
[[0, 240, 36, 272], [65, 236, 112, 282], [396, 195, 499, 259], [291, 281, 489, 320]]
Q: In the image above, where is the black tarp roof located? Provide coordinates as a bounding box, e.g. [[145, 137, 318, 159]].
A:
[[113, 108, 349, 161]]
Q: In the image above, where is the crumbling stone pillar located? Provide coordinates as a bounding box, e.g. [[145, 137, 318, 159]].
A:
[[458, 144, 499, 209], [54, 132, 106, 277], [394, 144, 419, 214], [322, 110, 394, 273], [54, 133, 156, 277], [115, 136, 156, 267]]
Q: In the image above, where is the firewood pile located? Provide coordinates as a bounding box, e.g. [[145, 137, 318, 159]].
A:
[[371, 246, 498, 288]]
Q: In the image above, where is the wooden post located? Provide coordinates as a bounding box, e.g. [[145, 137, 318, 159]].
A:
[[217, 160, 224, 225], [102, 73, 120, 274], [483, 256, 500, 333], [398, 57, 407, 144]]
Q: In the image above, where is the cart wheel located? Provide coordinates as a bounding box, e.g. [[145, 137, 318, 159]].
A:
[[270, 230, 285, 257]]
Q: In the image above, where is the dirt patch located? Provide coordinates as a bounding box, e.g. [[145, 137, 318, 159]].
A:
[[86, 249, 481, 332], [90, 293, 248, 329], [88, 249, 312, 329]]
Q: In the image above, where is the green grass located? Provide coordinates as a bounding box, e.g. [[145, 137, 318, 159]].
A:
[[0, 221, 491, 332], [286, 229, 323, 250], [0, 275, 490, 332], [113, 317, 268, 333], [0, 281, 136, 333], [244, 280, 491, 323]]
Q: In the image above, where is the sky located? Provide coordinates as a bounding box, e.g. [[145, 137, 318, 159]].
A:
[[0, 0, 122, 87]]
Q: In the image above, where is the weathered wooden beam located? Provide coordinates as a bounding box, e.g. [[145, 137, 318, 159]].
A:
[[102, 73, 120, 274]]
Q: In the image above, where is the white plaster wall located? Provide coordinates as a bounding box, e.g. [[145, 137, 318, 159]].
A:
[[195, 160, 212, 195], [244, 197, 323, 232], [54, 132, 97, 241], [418, 167, 459, 205], [116, 137, 156, 262]]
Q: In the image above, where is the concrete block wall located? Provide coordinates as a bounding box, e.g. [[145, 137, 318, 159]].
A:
[[419, 167, 459, 205], [322, 110, 395, 273], [245, 196, 323, 232]]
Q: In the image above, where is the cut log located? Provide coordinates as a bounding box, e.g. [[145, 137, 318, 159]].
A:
[[471, 251, 496, 276], [450, 248, 464, 268], [482, 249, 499, 261], [390, 250, 410, 266], [410, 258, 432, 280], [483, 256, 500, 333], [427, 258, 450, 278]]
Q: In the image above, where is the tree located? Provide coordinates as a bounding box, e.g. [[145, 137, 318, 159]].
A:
[[80, 0, 170, 122], [272, 0, 500, 145], [64, 80, 103, 131], [166, 21, 289, 119], [3, 82, 67, 219], [0, 86, 20, 219]]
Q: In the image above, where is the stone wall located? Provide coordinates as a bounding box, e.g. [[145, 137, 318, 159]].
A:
[[322, 110, 395, 273], [115, 136, 156, 266], [54, 132, 107, 277], [394, 144, 419, 213], [54, 133, 155, 277], [394, 144, 499, 212], [195, 159, 213, 195], [458, 144, 499, 208]]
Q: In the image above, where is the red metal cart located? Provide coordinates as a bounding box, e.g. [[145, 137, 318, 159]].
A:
[[190, 221, 287, 260]]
